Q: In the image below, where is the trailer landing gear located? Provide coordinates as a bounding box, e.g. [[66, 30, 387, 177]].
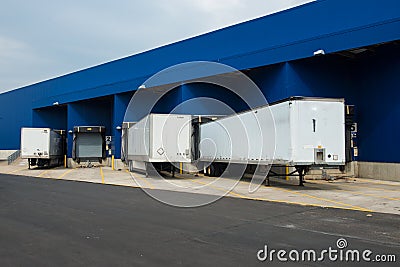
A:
[[295, 166, 306, 186], [267, 165, 309, 186], [171, 166, 175, 178]]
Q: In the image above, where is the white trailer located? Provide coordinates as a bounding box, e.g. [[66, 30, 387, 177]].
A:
[[20, 128, 65, 168], [199, 97, 346, 185], [126, 114, 193, 174]]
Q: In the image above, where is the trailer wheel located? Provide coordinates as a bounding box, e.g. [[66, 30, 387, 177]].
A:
[[30, 158, 37, 167], [207, 164, 216, 177], [339, 165, 345, 173], [215, 164, 225, 177], [37, 159, 45, 167], [128, 161, 133, 172], [203, 166, 209, 176]]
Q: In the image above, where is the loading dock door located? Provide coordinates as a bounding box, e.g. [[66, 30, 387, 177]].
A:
[[72, 126, 106, 162], [76, 133, 103, 158]]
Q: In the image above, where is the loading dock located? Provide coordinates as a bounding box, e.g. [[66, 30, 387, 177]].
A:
[[72, 126, 106, 164]]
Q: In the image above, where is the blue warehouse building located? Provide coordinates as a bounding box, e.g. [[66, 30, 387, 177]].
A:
[[0, 0, 399, 179]]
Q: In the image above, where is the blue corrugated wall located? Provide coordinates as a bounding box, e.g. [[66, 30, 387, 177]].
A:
[[67, 98, 113, 157], [354, 44, 400, 162], [0, 89, 34, 149], [33, 106, 68, 130]]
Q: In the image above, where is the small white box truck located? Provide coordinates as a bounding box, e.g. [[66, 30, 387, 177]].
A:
[[199, 97, 346, 185], [20, 128, 65, 168]]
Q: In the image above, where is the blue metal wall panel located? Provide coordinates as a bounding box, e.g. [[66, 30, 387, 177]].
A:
[[354, 45, 400, 162], [246, 63, 288, 103], [32, 106, 68, 130], [113, 92, 134, 158], [151, 87, 183, 114], [285, 58, 357, 99], [179, 83, 249, 114], [0, 90, 34, 150], [66, 98, 113, 157]]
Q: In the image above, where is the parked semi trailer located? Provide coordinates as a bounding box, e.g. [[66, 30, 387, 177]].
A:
[[20, 128, 65, 168], [199, 97, 346, 185], [125, 114, 220, 175], [126, 114, 193, 174]]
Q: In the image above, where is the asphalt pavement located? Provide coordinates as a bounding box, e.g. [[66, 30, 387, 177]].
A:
[[0, 174, 399, 266], [3, 160, 400, 214]]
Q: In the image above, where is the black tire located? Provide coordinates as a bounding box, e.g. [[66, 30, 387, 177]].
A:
[[128, 161, 133, 172], [339, 165, 345, 173], [209, 164, 216, 177], [215, 164, 225, 177], [206, 165, 212, 176], [204, 166, 209, 176]]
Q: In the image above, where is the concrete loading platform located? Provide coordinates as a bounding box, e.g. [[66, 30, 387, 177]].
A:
[[1, 159, 399, 215]]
